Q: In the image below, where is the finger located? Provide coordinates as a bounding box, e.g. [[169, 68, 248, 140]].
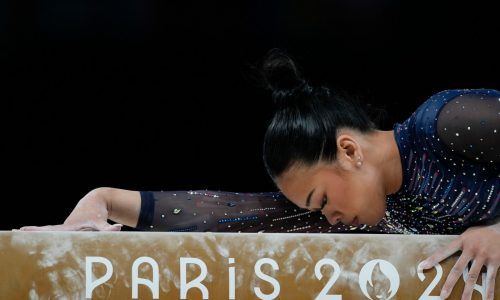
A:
[[98, 223, 123, 231], [439, 252, 473, 299], [19, 224, 82, 231], [17, 223, 122, 232], [18, 225, 57, 231], [459, 259, 485, 300], [111, 223, 123, 231], [419, 237, 462, 271], [485, 265, 497, 300]]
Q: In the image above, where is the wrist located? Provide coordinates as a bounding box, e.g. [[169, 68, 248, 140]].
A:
[[63, 188, 110, 225]]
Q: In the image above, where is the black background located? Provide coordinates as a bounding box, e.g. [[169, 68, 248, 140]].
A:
[[2, 1, 499, 230]]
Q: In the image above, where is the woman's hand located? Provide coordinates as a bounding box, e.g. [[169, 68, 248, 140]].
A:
[[16, 188, 140, 232], [18, 221, 123, 232], [418, 221, 500, 300]]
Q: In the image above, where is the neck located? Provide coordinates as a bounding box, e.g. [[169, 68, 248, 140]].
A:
[[371, 130, 403, 195]]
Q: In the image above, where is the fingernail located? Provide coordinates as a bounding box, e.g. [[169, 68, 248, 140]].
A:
[[11, 229, 19, 232], [440, 289, 448, 299], [417, 261, 428, 271]]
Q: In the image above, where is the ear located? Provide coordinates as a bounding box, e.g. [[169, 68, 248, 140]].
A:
[[336, 134, 363, 169]]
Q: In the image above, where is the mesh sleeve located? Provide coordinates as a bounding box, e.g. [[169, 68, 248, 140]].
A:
[[135, 190, 403, 234], [437, 93, 500, 163]]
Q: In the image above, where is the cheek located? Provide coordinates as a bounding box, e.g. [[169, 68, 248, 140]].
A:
[[356, 174, 387, 220], [334, 174, 382, 211], [328, 176, 358, 208], [355, 168, 385, 196]]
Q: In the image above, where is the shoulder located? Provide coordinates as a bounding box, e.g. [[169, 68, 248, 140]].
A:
[[414, 89, 491, 116], [411, 88, 499, 129], [398, 89, 499, 159]]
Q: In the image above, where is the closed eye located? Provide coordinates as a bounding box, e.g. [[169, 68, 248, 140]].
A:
[[310, 196, 328, 212], [320, 196, 327, 210]]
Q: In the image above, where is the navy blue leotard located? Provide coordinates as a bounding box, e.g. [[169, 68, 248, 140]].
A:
[[137, 89, 499, 234]]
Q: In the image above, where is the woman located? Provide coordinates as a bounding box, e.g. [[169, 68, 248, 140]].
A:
[[19, 50, 499, 299]]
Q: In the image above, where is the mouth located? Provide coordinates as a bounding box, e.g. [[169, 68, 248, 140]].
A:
[[351, 216, 359, 226]]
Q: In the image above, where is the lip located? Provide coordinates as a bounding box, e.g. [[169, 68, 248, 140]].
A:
[[352, 216, 359, 226]]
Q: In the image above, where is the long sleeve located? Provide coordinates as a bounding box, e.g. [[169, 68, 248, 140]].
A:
[[135, 190, 404, 233], [436, 92, 499, 163]]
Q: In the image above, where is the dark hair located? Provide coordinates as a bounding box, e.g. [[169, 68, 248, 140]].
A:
[[262, 49, 376, 180]]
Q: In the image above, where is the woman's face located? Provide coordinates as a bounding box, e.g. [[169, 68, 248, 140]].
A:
[[276, 160, 387, 226]]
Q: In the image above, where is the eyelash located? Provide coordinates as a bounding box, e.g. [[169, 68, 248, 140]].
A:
[[320, 196, 327, 210]]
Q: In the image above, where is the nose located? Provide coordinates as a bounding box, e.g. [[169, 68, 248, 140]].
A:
[[330, 217, 341, 225], [329, 217, 341, 225], [320, 202, 342, 225], [323, 210, 342, 225]]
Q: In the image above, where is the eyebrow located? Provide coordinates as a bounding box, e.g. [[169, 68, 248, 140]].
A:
[[305, 188, 315, 208]]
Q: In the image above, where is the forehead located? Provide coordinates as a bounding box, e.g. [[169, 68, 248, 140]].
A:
[[277, 163, 328, 204]]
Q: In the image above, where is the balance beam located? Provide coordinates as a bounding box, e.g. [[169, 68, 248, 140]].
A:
[[0, 231, 497, 299]]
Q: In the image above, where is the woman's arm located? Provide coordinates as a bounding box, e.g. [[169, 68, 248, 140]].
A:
[[18, 188, 399, 233], [18, 187, 141, 231]]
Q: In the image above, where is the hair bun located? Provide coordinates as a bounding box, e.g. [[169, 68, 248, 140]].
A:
[[261, 49, 310, 106]]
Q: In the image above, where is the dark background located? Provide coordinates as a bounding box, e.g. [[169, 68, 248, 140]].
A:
[[2, 1, 499, 230]]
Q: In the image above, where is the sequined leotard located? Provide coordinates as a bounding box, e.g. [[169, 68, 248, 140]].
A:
[[386, 89, 499, 234], [136, 89, 499, 234]]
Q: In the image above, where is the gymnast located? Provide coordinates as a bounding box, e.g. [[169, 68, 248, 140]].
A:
[[19, 49, 499, 299]]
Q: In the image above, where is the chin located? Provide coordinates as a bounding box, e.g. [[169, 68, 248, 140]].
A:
[[364, 212, 385, 226], [364, 220, 380, 226]]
